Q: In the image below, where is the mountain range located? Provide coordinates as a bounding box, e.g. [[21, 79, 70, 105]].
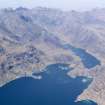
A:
[[0, 7, 105, 105]]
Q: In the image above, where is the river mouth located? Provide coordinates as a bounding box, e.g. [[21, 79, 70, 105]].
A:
[[0, 64, 97, 105]]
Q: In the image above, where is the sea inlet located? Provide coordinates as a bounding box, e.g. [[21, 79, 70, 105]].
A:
[[0, 64, 97, 105]]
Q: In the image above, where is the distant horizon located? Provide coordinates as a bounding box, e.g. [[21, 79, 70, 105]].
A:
[[1, 6, 105, 12], [0, 0, 105, 12]]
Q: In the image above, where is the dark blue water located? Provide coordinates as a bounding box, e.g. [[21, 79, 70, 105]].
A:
[[0, 64, 97, 105], [63, 44, 101, 69]]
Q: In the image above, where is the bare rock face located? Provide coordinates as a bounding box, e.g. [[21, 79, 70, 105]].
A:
[[1, 7, 105, 105], [68, 63, 105, 105], [0, 11, 77, 86]]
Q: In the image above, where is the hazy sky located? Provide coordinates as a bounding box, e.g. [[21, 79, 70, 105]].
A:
[[0, 0, 105, 11]]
